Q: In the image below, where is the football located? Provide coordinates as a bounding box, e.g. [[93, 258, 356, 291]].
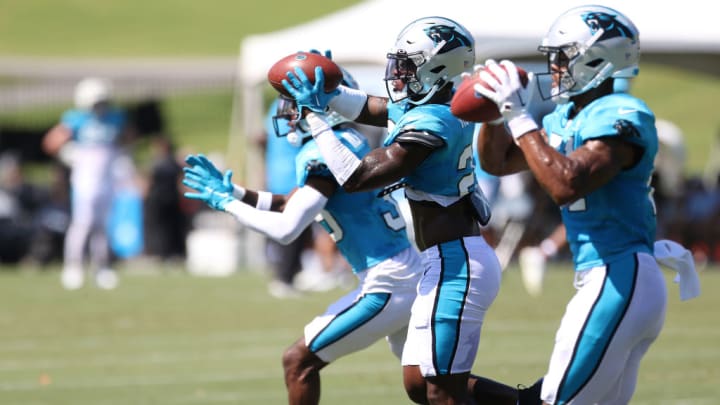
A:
[[450, 66, 528, 123], [267, 51, 343, 98]]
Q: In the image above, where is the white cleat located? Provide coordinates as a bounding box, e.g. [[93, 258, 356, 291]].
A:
[[96, 269, 119, 290], [519, 247, 546, 297], [61, 267, 84, 290]]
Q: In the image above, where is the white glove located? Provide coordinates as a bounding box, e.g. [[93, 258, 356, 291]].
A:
[[474, 59, 539, 139], [654, 239, 700, 301], [459, 63, 485, 80]]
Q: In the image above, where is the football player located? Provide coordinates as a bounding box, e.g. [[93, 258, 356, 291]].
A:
[[43, 77, 134, 290], [182, 70, 423, 405], [473, 5, 681, 404], [282, 16, 516, 405]]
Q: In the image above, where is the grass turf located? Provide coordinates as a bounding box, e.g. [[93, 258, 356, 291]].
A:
[[0, 262, 717, 404]]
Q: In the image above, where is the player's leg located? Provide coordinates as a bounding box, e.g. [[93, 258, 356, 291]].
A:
[[91, 194, 118, 289], [284, 249, 420, 404], [283, 290, 409, 404], [61, 194, 94, 289], [516, 378, 543, 405], [282, 337, 328, 405], [596, 336, 653, 404], [402, 237, 502, 404], [571, 253, 667, 404], [468, 374, 517, 405], [541, 253, 666, 404]]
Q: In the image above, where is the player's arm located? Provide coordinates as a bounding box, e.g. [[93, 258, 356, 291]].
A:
[[344, 137, 430, 192], [222, 184, 328, 245], [304, 112, 431, 192], [182, 154, 332, 244], [476, 122, 530, 175], [302, 49, 389, 126], [42, 123, 72, 156], [473, 59, 637, 204], [42, 123, 78, 166], [328, 85, 388, 127], [515, 132, 639, 206]]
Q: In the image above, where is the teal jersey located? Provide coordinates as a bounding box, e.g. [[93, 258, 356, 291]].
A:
[[543, 93, 658, 270], [263, 99, 298, 194], [384, 101, 477, 199], [61, 108, 126, 146], [295, 127, 411, 273]]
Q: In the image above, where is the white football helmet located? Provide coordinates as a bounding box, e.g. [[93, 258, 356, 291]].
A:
[[385, 16, 475, 104], [538, 5, 640, 103], [273, 67, 359, 147], [74, 77, 113, 110]]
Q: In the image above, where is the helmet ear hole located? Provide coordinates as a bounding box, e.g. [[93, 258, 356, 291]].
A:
[[429, 65, 445, 74], [586, 58, 603, 68]]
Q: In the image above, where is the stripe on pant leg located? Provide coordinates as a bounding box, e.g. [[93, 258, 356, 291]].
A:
[[556, 254, 639, 404], [431, 239, 471, 375], [307, 293, 391, 353]]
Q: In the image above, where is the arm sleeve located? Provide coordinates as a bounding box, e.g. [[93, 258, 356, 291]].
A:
[[305, 112, 361, 185], [223, 186, 327, 245]]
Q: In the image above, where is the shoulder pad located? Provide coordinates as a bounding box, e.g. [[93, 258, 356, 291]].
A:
[[395, 130, 446, 149]]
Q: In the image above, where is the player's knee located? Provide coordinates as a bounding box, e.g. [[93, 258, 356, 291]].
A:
[[281, 340, 325, 377], [403, 367, 427, 404], [281, 342, 304, 373]]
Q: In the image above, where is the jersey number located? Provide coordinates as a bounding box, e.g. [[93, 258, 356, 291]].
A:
[[567, 176, 657, 214], [458, 145, 475, 194], [315, 195, 405, 243]]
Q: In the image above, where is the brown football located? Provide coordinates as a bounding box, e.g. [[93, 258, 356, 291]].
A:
[[267, 51, 343, 98], [451, 66, 528, 123]]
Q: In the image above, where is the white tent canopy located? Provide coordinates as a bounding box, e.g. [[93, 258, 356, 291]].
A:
[[234, 0, 720, 158], [230, 0, 719, 266], [240, 0, 719, 86]]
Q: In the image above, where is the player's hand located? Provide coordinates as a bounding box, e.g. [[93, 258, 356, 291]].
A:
[[474, 59, 539, 139], [183, 155, 236, 211], [183, 154, 232, 194], [309, 49, 332, 60], [282, 66, 339, 114]]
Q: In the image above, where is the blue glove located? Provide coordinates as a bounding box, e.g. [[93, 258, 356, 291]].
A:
[[183, 154, 232, 194], [308, 49, 332, 60], [183, 156, 236, 211], [282, 66, 339, 114]]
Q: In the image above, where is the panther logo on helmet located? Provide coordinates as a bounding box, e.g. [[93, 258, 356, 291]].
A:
[[424, 25, 473, 54], [582, 12, 634, 41]]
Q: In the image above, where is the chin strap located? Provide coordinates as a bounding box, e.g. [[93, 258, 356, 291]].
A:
[[407, 83, 440, 105]]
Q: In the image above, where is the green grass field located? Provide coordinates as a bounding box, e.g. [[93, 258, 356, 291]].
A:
[[0, 263, 717, 404]]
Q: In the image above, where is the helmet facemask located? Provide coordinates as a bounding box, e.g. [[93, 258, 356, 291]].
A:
[[384, 50, 426, 103], [272, 96, 310, 148]]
